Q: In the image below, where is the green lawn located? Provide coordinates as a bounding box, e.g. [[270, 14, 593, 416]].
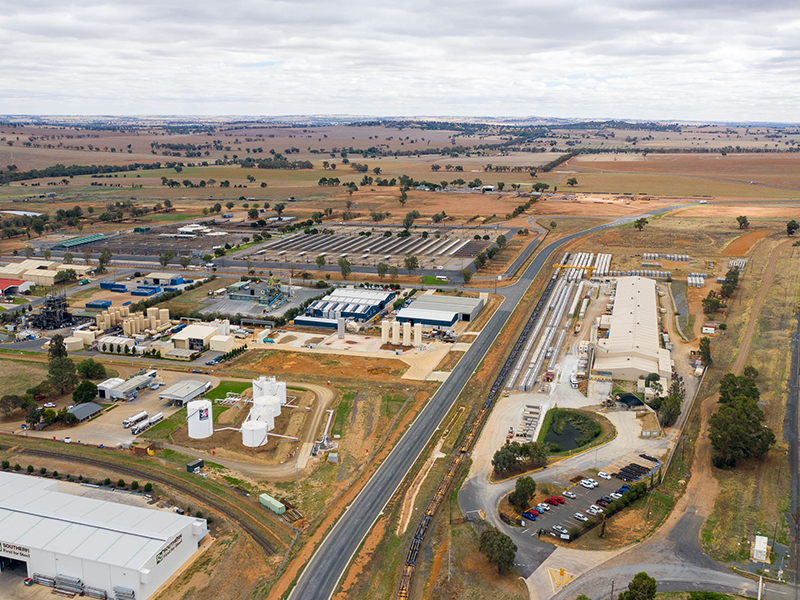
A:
[[331, 391, 354, 437], [421, 276, 448, 285], [206, 380, 250, 400]]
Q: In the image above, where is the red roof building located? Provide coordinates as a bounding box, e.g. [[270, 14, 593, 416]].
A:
[[0, 278, 25, 295]]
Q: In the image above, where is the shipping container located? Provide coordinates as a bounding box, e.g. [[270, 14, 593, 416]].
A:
[[259, 493, 286, 514]]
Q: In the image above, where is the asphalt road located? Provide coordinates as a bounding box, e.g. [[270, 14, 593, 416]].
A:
[[289, 207, 682, 600]]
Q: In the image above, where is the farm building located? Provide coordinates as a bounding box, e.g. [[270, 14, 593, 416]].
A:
[[0, 278, 30, 296], [395, 307, 458, 331], [409, 294, 484, 322], [171, 324, 218, 351], [306, 288, 395, 321], [67, 402, 102, 422], [144, 272, 184, 286], [0, 472, 207, 600], [159, 380, 211, 406], [592, 276, 672, 381]]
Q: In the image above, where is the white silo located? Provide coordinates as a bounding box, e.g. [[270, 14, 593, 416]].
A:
[[252, 395, 280, 429], [252, 376, 269, 398], [275, 381, 287, 405], [241, 421, 268, 447], [187, 399, 213, 439]]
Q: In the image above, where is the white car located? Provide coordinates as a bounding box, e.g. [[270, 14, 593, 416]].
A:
[[63, 437, 72, 444], [563, 491, 577, 499], [574, 512, 589, 522], [586, 478, 599, 487], [537, 503, 550, 512], [610, 492, 623, 500], [553, 525, 569, 534], [43, 402, 56, 409], [590, 504, 604, 513], [598, 472, 611, 480], [586, 507, 598, 516], [580, 480, 594, 489]]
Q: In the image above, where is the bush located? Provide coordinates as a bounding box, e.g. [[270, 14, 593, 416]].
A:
[[131, 480, 139, 490], [40, 467, 46, 475], [52, 471, 58, 478], [144, 482, 153, 493], [14, 464, 21, 471], [1, 460, 9, 470], [104, 477, 111, 486], [117, 479, 125, 488], [27, 465, 34, 473]]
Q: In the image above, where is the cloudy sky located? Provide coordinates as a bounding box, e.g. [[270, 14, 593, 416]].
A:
[[1, 0, 799, 121]]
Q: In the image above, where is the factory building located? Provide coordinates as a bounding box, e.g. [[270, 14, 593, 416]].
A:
[[592, 276, 672, 381], [97, 372, 157, 401], [0, 278, 31, 296], [395, 308, 458, 331], [159, 380, 212, 406], [408, 294, 484, 322], [0, 260, 92, 287], [143, 272, 184, 286], [306, 288, 395, 321], [171, 324, 219, 351], [0, 472, 207, 600]]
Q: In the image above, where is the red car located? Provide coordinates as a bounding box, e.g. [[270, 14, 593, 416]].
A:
[[555, 496, 565, 504], [545, 498, 558, 505]]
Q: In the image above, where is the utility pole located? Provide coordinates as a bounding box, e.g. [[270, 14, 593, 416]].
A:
[[610, 580, 615, 600]]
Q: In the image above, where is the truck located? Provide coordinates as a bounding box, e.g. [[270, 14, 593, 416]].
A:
[[79, 279, 90, 286], [222, 213, 233, 219], [123, 411, 148, 429]]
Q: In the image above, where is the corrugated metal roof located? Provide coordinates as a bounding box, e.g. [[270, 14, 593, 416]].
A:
[[0, 472, 203, 570], [396, 307, 458, 324], [160, 380, 208, 401]]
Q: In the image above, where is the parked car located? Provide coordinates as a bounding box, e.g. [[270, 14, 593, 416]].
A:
[[536, 503, 550, 512], [598, 472, 611, 480], [43, 402, 56, 408], [580, 479, 595, 489], [590, 504, 604, 513], [545, 498, 558, 505], [563, 491, 577, 499], [553, 525, 569, 535], [574, 512, 589, 522], [586, 507, 599, 516], [601, 495, 614, 503], [596, 499, 609, 507], [522, 511, 537, 521], [63, 437, 72, 444], [610, 492, 623, 500]]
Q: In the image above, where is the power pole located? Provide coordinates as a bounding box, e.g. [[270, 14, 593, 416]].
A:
[[610, 580, 615, 600]]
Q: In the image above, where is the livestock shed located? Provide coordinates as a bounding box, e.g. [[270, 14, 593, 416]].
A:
[[306, 288, 395, 321], [144, 272, 184, 286], [67, 402, 102, 422], [410, 294, 484, 321], [159, 380, 212, 406], [395, 307, 458, 331], [0, 472, 207, 600]]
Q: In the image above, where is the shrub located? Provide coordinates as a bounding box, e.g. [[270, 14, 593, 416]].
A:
[[1, 460, 9, 470], [14, 464, 21, 471], [131, 481, 139, 490], [144, 482, 153, 493], [52, 471, 59, 478], [27, 465, 34, 473], [104, 477, 111, 486], [117, 479, 125, 488], [40, 467, 46, 475]]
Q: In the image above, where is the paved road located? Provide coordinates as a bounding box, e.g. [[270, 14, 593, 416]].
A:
[[289, 206, 683, 600]]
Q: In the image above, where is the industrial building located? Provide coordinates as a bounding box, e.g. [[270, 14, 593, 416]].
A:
[[54, 233, 107, 249], [97, 372, 157, 401], [144, 272, 184, 286], [0, 278, 31, 296], [395, 307, 458, 330], [159, 380, 212, 406], [67, 402, 103, 422], [407, 294, 484, 322], [0, 472, 207, 600], [306, 288, 395, 321], [592, 276, 672, 381], [171, 320, 230, 351], [0, 260, 92, 286]]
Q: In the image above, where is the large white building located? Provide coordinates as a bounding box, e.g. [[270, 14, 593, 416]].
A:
[[593, 276, 672, 381], [0, 472, 207, 599]]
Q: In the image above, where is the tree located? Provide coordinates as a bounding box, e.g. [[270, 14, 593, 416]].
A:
[[164, 199, 172, 210], [709, 396, 776, 467], [702, 295, 722, 314], [316, 255, 326, 269], [226, 201, 234, 210], [479, 526, 517, 573], [403, 210, 420, 230], [737, 215, 749, 229], [633, 218, 648, 231], [376, 262, 389, 279], [619, 571, 657, 600], [73, 380, 98, 404], [159, 250, 175, 267], [788, 220, 800, 236], [462, 268, 473, 285], [699, 336, 712, 365], [62, 251, 74, 264], [48, 334, 68, 360], [508, 476, 536, 511], [566, 177, 578, 186], [98, 247, 113, 273], [389, 266, 399, 281], [338, 257, 352, 279], [743, 365, 759, 381], [474, 252, 487, 269], [403, 255, 419, 275], [77, 358, 106, 380], [248, 208, 259, 220], [496, 234, 507, 248], [48, 357, 78, 394], [399, 190, 408, 206], [274, 202, 286, 216], [24, 246, 34, 258], [180, 256, 191, 269]]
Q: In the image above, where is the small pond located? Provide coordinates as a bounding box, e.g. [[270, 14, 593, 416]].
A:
[[544, 421, 583, 452]]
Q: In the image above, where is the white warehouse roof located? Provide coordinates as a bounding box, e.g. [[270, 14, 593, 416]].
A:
[[160, 380, 210, 403], [0, 472, 206, 572], [594, 276, 671, 380]]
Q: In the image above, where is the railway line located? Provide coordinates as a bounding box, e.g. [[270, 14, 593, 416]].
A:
[[1, 442, 281, 557]]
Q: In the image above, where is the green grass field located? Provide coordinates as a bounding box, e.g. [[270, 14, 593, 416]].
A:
[[0, 358, 49, 396], [206, 380, 250, 400]]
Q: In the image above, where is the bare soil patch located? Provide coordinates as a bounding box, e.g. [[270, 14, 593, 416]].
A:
[[434, 351, 465, 372], [722, 228, 773, 256]]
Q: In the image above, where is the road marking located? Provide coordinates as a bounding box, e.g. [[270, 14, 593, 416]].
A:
[[548, 567, 574, 586]]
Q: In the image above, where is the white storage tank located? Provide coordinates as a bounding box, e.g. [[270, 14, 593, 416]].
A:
[[242, 421, 268, 447], [252, 376, 269, 398], [187, 399, 213, 439]]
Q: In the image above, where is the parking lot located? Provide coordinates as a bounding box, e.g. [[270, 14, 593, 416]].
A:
[[518, 474, 639, 538]]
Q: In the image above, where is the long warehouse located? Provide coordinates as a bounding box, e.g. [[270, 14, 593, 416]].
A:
[[0, 472, 208, 600]]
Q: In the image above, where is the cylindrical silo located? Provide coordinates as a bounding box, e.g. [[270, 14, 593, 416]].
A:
[[187, 399, 213, 439], [242, 421, 268, 447], [392, 321, 400, 345], [382, 320, 390, 344], [414, 322, 422, 347], [159, 308, 169, 323], [252, 376, 268, 398], [403, 322, 411, 346], [123, 320, 132, 336]]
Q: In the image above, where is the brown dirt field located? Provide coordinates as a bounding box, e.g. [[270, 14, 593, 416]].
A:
[[230, 349, 409, 384], [434, 351, 464, 372], [673, 203, 800, 219], [722, 228, 773, 256]]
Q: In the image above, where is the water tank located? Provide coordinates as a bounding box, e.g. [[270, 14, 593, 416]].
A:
[[242, 421, 268, 447], [252, 376, 269, 398], [187, 399, 213, 439]]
